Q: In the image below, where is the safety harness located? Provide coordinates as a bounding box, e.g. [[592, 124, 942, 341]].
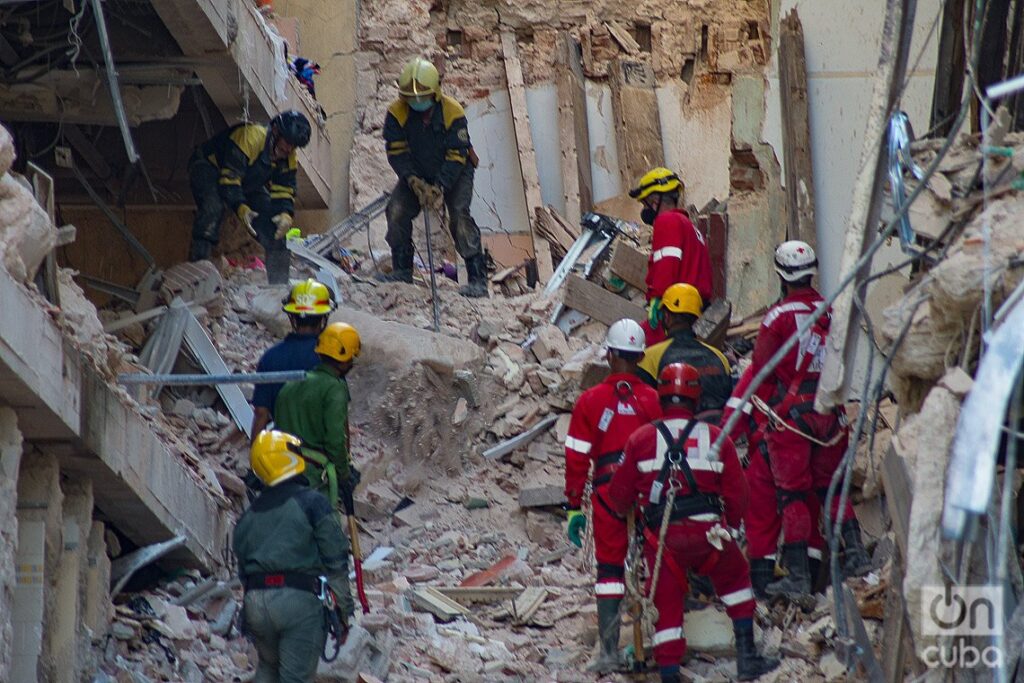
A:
[[645, 421, 722, 528]]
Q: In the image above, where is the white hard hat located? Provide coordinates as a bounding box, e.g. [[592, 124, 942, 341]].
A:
[[606, 319, 646, 353], [774, 240, 817, 282]]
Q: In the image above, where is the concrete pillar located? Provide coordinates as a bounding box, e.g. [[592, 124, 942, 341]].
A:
[[83, 521, 112, 642], [0, 407, 23, 683], [51, 479, 93, 683], [13, 450, 62, 683]]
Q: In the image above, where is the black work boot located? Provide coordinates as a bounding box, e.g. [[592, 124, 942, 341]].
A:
[[588, 598, 622, 673], [765, 542, 816, 609], [264, 250, 291, 285], [841, 519, 872, 577], [808, 555, 824, 594], [459, 253, 488, 298], [659, 665, 681, 682], [734, 618, 780, 681], [749, 558, 776, 600], [376, 248, 414, 283]]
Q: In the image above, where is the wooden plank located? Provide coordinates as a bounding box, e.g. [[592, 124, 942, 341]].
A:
[[460, 555, 517, 588], [518, 485, 567, 509], [407, 587, 470, 622], [606, 21, 641, 54], [608, 241, 648, 291], [607, 59, 663, 189], [881, 445, 912, 558], [778, 9, 817, 248], [501, 31, 553, 282], [511, 587, 548, 625], [436, 587, 523, 604], [482, 413, 558, 460], [557, 32, 593, 220], [563, 274, 646, 326]]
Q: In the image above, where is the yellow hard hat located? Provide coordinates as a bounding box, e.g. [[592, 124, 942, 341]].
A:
[[315, 322, 361, 362], [397, 58, 440, 98], [660, 283, 703, 316], [629, 167, 684, 201], [282, 279, 335, 317], [250, 430, 305, 486]]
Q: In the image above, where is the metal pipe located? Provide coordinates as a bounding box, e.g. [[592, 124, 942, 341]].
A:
[[118, 370, 307, 386], [423, 210, 441, 332], [89, 0, 139, 164]]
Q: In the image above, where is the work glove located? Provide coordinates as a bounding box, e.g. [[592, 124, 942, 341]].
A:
[[566, 509, 586, 548], [422, 183, 444, 210], [647, 297, 662, 329], [272, 213, 293, 240], [407, 175, 430, 204], [237, 205, 259, 239]]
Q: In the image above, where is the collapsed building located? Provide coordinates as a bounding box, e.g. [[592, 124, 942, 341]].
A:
[[1, 0, 1024, 681]]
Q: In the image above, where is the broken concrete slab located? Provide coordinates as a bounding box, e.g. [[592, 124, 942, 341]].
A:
[[518, 486, 567, 509]]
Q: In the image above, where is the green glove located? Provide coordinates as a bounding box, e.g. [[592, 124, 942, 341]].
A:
[[566, 509, 586, 548], [648, 297, 662, 329]]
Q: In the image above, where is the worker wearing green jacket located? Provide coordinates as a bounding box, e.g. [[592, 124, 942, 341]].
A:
[[273, 322, 360, 492], [233, 430, 353, 682]]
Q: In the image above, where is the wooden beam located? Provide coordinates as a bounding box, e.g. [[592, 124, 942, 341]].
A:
[[608, 241, 648, 291], [557, 32, 593, 220], [608, 59, 663, 189], [930, 0, 966, 137], [606, 21, 641, 55], [564, 274, 646, 326], [501, 31, 553, 282], [779, 9, 817, 248], [407, 587, 470, 622]]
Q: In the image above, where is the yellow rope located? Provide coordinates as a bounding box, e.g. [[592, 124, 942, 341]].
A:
[[750, 395, 845, 448]]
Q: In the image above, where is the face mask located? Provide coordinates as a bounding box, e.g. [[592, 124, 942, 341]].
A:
[[408, 98, 434, 112], [641, 207, 657, 225]]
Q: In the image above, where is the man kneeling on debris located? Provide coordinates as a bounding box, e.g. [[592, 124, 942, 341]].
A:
[[379, 57, 488, 297], [251, 279, 337, 438], [606, 363, 779, 682], [563, 319, 661, 673], [630, 167, 712, 346], [274, 322, 360, 498], [188, 110, 312, 284], [747, 241, 871, 607], [234, 430, 353, 682], [637, 283, 732, 421]]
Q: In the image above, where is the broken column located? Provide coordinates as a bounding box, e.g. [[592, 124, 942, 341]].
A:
[[12, 450, 62, 683], [82, 521, 112, 644], [0, 407, 23, 683], [51, 478, 93, 683]]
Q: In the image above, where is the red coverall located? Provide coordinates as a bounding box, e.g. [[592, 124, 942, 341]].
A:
[[606, 409, 754, 668], [564, 373, 662, 601], [747, 287, 854, 550], [641, 209, 714, 345]]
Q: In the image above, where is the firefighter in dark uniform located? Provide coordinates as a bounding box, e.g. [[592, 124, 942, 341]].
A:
[[188, 110, 312, 284], [380, 57, 487, 297]]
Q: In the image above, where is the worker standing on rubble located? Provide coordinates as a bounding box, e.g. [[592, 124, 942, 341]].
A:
[[630, 168, 713, 345], [188, 110, 312, 285], [379, 57, 488, 298], [637, 283, 732, 420], [563, 319, 661, 673], [606, 363, 779, 682], [234, 430, 353, 683], [274, 322, 360, 495], [748, 241, 871, 607]]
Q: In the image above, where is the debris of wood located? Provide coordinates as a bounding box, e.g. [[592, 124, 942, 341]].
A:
[[511, 587, 548, 625], [460, 555, 517, 588], [605, 21, 641, 54], [608, 240, 648, 291], [407, 587, 470, 622], [563, 274, 646, 326]]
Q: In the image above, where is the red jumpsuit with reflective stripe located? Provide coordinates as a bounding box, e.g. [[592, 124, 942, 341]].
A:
[[564, 373, 661, 600], [606, 409, 754, 668], [640, 209, 714, 345], [748, 288, 854, 548]]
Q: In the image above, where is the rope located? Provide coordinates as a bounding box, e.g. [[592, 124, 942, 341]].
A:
[[750, 395, 845, 448], [581, 474, 595, 575]]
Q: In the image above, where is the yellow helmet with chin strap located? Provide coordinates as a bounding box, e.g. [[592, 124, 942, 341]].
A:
[[251, 430, 305, 486], [629, 167, 684, 201], [660, 283, 703, 316], [282, 279, 335, 317], [315, 322, 361, 363], [397, 58, 440, 99]]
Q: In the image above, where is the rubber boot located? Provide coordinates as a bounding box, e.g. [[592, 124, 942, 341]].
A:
[[376, 247, 414, 283], [749, 558, 776, 600], [733, 618, 780, 681], [808, 555, 824, 594], [459, 253, 488, 298], [765, 542, 816, 609], [264, 250, 291, 285], [841, 519, 872, 577], [587, 598, 622, 673], [660, 665, 680, 682], [189, 238, 214, 262]]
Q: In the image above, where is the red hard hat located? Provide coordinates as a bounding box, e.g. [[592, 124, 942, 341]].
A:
[[658, 363, 701, 401]]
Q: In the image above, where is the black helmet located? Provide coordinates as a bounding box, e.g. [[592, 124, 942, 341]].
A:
[[271, 110, 311, 147]]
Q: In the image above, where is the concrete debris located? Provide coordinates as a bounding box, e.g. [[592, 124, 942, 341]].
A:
[[0, 171, 55, 284]]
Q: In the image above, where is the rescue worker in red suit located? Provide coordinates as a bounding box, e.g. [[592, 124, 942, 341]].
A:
[[606, 364, 779, 682], [750, 241, 871, 606], [563, 319, 662, 673], [629, 168, 713, 346]]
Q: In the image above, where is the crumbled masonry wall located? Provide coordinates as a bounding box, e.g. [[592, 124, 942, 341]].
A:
[[0, 407, 22, 683], [0, 125, 55, 284]]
